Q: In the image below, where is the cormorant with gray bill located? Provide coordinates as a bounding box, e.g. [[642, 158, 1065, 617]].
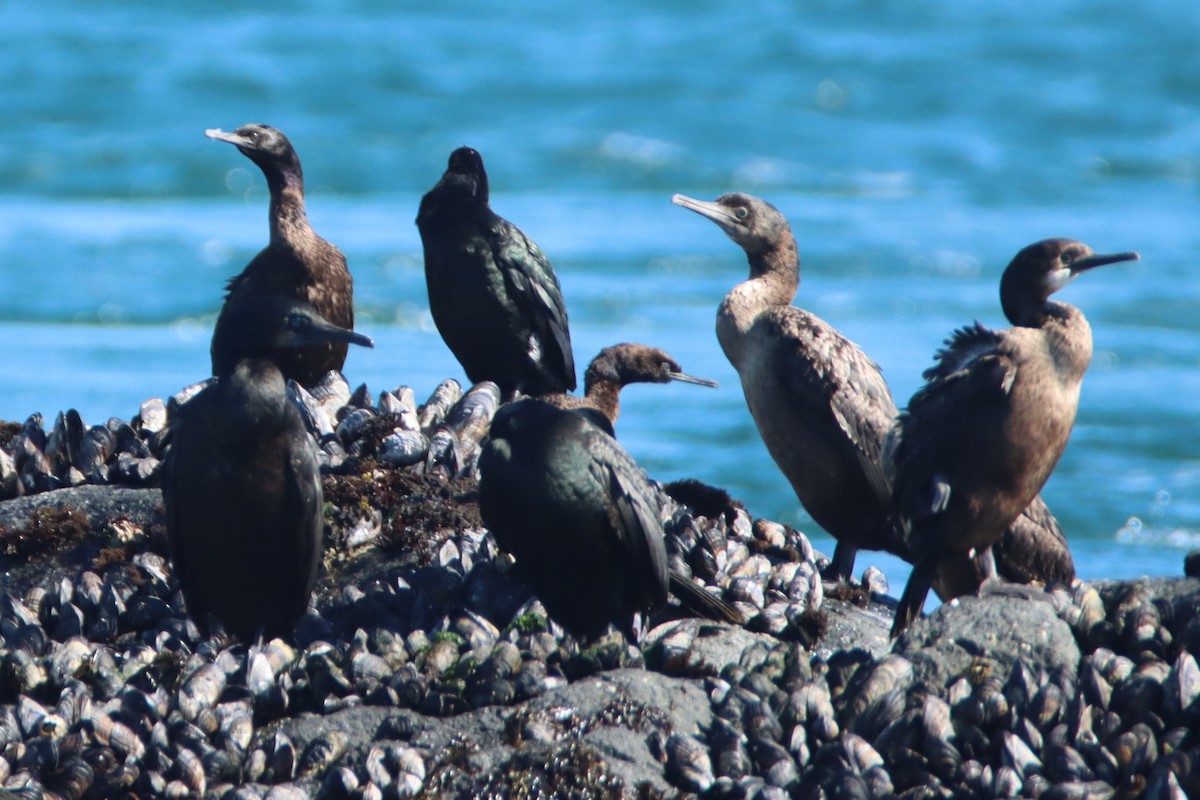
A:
[[672, 192, 901, 580], [540, 342, 717, 436], [417, 147, 575, 398], [163, 295, 373, 642], [888, 239, 1138, 637], [478, 399, 740, 639], [206, 123, 355, 387]]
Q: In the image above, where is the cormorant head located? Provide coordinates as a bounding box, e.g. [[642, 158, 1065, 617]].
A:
[[443, 146, 490, 204], [671, 192, 791, 256], [212, 295, 373, 377], [585, 343, 718, 389], [1000, 238, 1138, 326], [205, 124, 302, 183]]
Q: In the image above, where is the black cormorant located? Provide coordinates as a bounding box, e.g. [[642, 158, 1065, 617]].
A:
[[478, 399, 666, 638], [417, 147, 575, 398], [163, 295, 373, 642], [672, 192, 900, 580], [206, 124, 354, 387], [888, 239, 1137, 637], [540, 342, 716, 436]]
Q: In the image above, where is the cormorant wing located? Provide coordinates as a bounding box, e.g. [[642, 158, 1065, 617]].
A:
[[492, 220, 577, 391], [584, 429, 669, 609], [767, 310, 897, 507], [281, 427, 324, 626], [889, 324, 1018, 524], [996, 494, 1074, 585]]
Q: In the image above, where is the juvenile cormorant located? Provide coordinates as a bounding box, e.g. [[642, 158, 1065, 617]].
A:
[[672, 192, 900, 579], [889, 239, 1137, 637], [163, 295, 373, 642], [540, 343, 717, 436], [206, 124, 355, 387], [478, 399, 666, 638], [417, 147, 575, 398]]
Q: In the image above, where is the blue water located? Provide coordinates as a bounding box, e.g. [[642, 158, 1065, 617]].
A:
[[1, 1, 1198, 594]]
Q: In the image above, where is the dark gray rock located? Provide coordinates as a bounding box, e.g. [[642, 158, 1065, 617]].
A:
[[279, 668, 712, 798], [645, 618, 779, 677], [811, 592, 894, 660], [892, 591, 1081, 691]]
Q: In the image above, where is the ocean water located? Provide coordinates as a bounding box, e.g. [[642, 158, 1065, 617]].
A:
[[1, 1, 1198, 594]]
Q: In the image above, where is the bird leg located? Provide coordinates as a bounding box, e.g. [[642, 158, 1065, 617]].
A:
[[824, 542, 859, 582]]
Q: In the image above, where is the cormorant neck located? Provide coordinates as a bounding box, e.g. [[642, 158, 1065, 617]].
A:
[[223, 359, 292, 428], [581, 378, 621, 427], [747, 234, 800, 306], [266, 168, 310, 244], [717, 235, 800, 366], [1040, 300, 1093, 380]]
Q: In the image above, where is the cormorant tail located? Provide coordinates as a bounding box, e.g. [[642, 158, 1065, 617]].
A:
[[669, 569, 745, 625]]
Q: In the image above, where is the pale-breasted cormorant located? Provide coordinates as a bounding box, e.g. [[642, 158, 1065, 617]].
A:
[[162, 295, 373, 642], [672, 192, 900, 580], [888, 239, 1137, 637], [478, 399, 667, 638], [206, 124, 355, 387], [540, 342, 717, 436], [417, 147, 575, 398]]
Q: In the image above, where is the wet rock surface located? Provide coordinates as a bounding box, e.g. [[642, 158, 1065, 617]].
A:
[[0, 382, 1197, 798]]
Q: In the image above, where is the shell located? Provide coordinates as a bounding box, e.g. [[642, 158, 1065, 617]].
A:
[[665, 733, 715, 792], [299, 730, 349, 776], [417, 379, 463, 433], [178, 662, 226, 721]]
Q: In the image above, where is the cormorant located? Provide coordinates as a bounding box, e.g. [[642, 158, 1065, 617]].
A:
[[162, 295, 373, 642], [672, 192, 900, 580], [540, 342, 717, 436], [206, 124, 354, 387], [417, 147, 575, 398], [532, 343, 738, 625], [478, 399, 666, 638], [888, 239, 1137, 637]]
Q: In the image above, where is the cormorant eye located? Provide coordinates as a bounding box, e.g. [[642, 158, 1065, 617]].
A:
[[734, 207, 749, 220], [287, 313, 305, 330]]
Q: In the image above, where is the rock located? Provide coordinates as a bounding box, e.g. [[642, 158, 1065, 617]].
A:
[[645, 618, 778, 677], [892, 591, 1081, 691], [279, 669, 711, 798]]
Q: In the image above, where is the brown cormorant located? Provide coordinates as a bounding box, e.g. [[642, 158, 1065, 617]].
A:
[[417, 147, 575, 398], [206, 124, 354, 387], [888, 239, 1138, 637], [672, 192, 900, 580], [162, 295, 373, 642], [540, 342, 717, 436], [479, 399, 667, 638]]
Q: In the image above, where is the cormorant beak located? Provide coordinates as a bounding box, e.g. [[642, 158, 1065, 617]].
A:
[[1070, 250, 1140, 275], [290, 315, 375, 350], [671, 194, 744, 237], [205, 128, 251, 148], [665, 370, 718, 389]]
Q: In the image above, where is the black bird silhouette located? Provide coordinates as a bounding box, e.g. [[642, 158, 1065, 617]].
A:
[[417, 147, 575, 398], [673, 192, 901, 580], [206, 123, 354, 387], [163, 295, 373, 642], [479, 399, 740, 639], [888, 239, 1137, 637]]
